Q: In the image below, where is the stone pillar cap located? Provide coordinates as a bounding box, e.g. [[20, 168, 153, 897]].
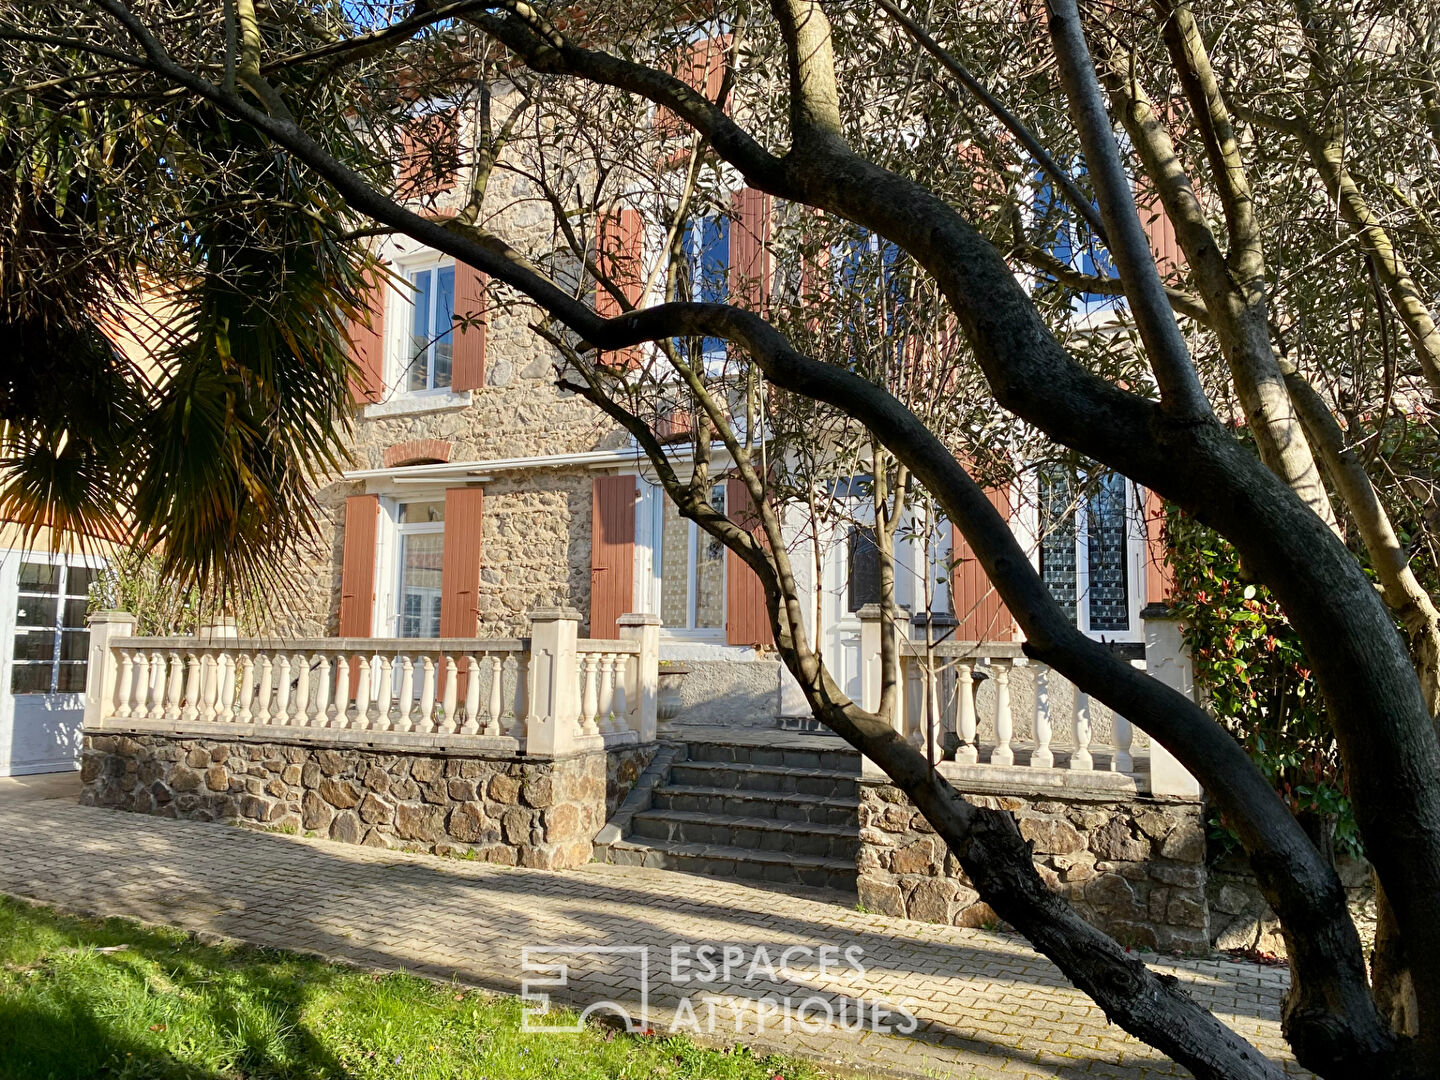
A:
[[1140, 602, 1177, 620], [616, 612, 662, 626], [530, 606, 583, 623], [88, 610, 136, 625]]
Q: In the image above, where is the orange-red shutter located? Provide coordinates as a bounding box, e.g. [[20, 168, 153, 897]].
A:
[[725, 477, 773, 647], [452, 261, 487, 391], [1143, 487, 1173, 605], [951, 486, 1016, 641], [590, 476, 637, 637], [348, 276, 386, 405], [397, 108, 459, 201], [440, 487, 484, 637], [596, 209, 645, 369], [339, 494, 380, 636], [729, 187, 771, 310]]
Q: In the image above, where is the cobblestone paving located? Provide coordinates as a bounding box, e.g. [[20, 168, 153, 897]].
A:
[[0, 797, 1306, 1078]]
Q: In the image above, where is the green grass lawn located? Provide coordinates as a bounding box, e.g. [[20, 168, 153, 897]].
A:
[[0, 896, 827, 1080]]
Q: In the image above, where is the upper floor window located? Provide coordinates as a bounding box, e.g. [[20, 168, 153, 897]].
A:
[[1038, 467, 1139, 638], [835, 229, 907, 357], [401, 260, 455, 394], [1033, 166, 1121, 318], [680, 212, 730, 369]]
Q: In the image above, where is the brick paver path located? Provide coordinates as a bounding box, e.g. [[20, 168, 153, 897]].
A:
[[0, 797, 1305, 1078]]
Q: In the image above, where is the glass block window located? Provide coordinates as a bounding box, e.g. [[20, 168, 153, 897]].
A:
[[1039, 469, 1078, 623], [658, 483, 726, 631], [12, 561, 100, 694], [1086, 472, 1130, 631]]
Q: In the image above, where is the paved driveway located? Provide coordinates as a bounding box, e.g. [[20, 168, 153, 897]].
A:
[[0, 797, 1304, 1078]]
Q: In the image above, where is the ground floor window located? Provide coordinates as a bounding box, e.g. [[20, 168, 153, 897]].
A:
[[396, 499, 444, 638], [1038, 467, 1136, 637], [656, 483, 726, 633], [12, 560, 100, 694]]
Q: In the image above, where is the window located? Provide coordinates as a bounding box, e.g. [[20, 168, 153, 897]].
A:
[[1033, 166, 1120, 317], [680, 213, 729, 369], [396, 500, 444, 638], [656, 482, 726, 633], [12, 560, 99, 694], [402, 261, 455, 393], [1038, 468, 1136, 636], [835, 229, 907, 358], [847, 526, 881, 613]]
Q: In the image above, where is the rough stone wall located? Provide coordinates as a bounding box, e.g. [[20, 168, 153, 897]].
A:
[[80, 733, 654, 870], [858, 782, 1210, 955], [1207, 850, 1375, 957]]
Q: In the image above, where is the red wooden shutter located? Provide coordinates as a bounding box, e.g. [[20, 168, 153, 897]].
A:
[[725, 477, 773, 647], [951, 486, 1016, 641], [452, 261, 487, 391], [1143, 487, 1173, 605], [590, 476, 637, 637], [338, 494, 380, 636], [397, 107, 459, 201], [348, 276, 386, 405], [596, 209, 644, 369], [729, 187, 771, 310], [440, 487, 484, 638]]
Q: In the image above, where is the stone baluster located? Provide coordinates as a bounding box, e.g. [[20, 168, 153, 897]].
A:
[[461, 656, 482, 735], [355, 655, 373, 730], [1070, 689, 1094, 771], [312, 654, 330, 726], [147, 650, 166, 719], [292, 653, 310, 727], [215, 653, 234, 722], [419, 655, 437, 732], [954, 663, 978, 764], [611, 654, 630, 734], [181, 651, 202, 723], [254, 654, 273, 724], [273, 653, 291, 724], [441, 654, 459, 733], [485, 655, 504, 736], [115, 649, 135, 718], [395, 655, 415, 733], [375, 654, 395, 731], [131, 651, 151, 719], [197, 651, 218, 721], [1111, 711, 1134, 774], [991, 661, 1014, 766], [506, 654, 527, 739], [1031, 665, 1055, 768], [580, 653, 600, 736], [235, 655, 255, 723], [162, 650, 182, 721], [331, 655, 350, 728], [597, 653, 616, 734]]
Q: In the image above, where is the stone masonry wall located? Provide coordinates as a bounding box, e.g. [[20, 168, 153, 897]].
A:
[[81, 733, 654, 870], [858, 781, 1210, 955]]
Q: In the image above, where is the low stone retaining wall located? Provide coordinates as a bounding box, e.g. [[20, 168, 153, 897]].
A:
[[1208, 850, 1375, 956], [857, 779, 1210, 955], [80, 732, 654, 870]]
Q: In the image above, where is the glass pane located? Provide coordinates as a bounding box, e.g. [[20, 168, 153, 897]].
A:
[[398, 532, 444, 638], [1087, 472, 1130, 631], [17, 562, 59, 594], [63, 597, 89, 629], [11, 663, 53, 694], [408, 267, 432, 393], [56, 663, 87, 693], [66, 566, 100, 597], [399, 500, 445, 524], [60, 630, 90, 661], [433, 265, 454, 389], [1039, 469, 1079, 624], [660, 498, 691, 630], [694, 531, 725, 630], [14, 597, 57, 628], [14, 630, 55, 661], [847, 527, 881, 613]]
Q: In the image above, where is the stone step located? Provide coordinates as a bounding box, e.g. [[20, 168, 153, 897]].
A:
[[680, 741, 861, 773], [652, 784, 858, 827], [667, 760, 860, 799], [607, 835, 858, 892], [631, 809, 860, 860]]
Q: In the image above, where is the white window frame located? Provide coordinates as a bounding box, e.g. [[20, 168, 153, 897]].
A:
[[374, 496, 446, 638], [1021, 469, 1146, 643], [4, 551, 105, 697], [387, 250, 457, 399], [636, 477, 728, 641]]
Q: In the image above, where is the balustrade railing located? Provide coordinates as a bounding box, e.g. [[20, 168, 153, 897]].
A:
[[83, 609, 662, 757]]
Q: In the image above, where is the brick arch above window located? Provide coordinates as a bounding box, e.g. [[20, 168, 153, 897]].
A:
[[383, 439, 454, 469]]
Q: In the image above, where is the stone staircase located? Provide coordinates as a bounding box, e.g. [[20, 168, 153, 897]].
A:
[[597, 738, 862, 893]]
